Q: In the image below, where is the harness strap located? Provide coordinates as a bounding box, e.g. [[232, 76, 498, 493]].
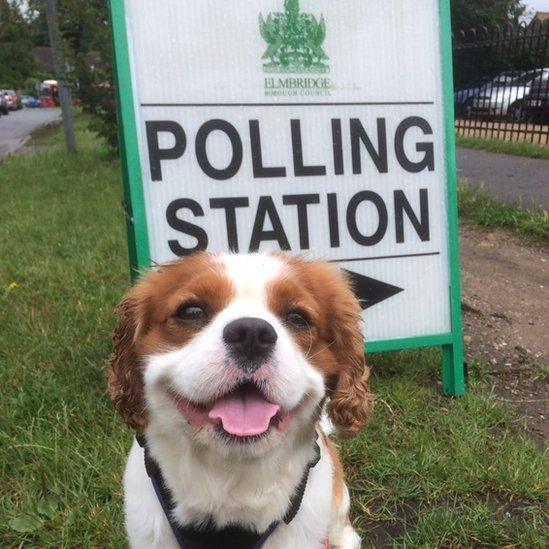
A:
[[149, 472, 190, 549], [136, 434, 321, 549]]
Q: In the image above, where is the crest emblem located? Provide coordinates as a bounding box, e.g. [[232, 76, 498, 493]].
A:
[[259, 0, 329, 73]]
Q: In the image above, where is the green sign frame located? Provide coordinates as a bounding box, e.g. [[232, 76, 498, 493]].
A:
[[108, 0, 465, 397]]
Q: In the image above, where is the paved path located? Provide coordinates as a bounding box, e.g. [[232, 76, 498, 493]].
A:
[[0, 108, 61, 158], [457, 147, 549, 210]]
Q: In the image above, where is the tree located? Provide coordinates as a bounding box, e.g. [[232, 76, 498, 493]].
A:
[[26, 0, 117, 147], [451, 0, 526, 32], [53, 1, 117, 148], [0, 0, 35, 88], [24, 1, 49, 47]]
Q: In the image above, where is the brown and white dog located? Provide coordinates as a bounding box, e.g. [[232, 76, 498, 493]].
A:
[[108, 252, 373, 548]]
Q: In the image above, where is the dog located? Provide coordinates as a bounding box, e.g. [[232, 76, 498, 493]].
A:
[[108, 252, 373, 548]]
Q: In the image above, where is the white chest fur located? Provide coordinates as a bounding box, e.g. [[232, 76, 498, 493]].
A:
[[123, 436, 334, 549]]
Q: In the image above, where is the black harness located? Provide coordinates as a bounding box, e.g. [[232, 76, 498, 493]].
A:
[[136, 435, 321, 549]]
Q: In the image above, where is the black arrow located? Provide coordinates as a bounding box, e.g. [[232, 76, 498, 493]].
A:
[[344, 270, 404, 310]]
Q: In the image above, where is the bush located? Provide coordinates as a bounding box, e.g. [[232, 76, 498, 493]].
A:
[[75, 56, 119, 150]]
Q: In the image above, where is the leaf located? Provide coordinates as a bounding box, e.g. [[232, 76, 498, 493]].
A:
[[8, 515, 44, 533], [37, 494, 61, 519]]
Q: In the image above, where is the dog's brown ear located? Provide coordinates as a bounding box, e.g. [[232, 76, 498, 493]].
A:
[[107, 291, 148, 430], [327, 274, 373, 438]]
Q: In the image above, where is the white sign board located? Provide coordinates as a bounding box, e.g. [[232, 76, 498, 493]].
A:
[[111, 0, 464, 392]]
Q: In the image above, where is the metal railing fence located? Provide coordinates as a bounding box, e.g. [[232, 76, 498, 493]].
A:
[[453, 21, 549, 145]]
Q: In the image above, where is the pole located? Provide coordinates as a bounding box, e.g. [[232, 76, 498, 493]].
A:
[[44, 0, 77, 154]]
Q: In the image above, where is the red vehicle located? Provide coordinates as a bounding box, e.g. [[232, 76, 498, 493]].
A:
[[3, 89, 23, 110], [39, 79, 82, 108], [39, 80, 59, 107]]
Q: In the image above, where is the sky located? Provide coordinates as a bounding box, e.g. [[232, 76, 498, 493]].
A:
[[523, 0, 549, 18]]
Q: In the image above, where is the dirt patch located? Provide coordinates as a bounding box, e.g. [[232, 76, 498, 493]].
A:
[[354, 498, 420, 548], [460, 223, 548, 443], [355, 492, 541, 547], [461, 224, 548, 366], [491, 372, 548, 445]]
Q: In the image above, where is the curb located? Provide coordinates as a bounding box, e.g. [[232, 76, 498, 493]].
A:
[[0, 136, 30, 160], [0, 118, 61, 160]]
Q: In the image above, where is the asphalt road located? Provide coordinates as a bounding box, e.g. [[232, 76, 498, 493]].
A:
[[0, 107, 61, 158], [457, 147, 549, 210]]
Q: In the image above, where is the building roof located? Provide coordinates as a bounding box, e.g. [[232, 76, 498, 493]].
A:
[[533, 11, 549, 22]]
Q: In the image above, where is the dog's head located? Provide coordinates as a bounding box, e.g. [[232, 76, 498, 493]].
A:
[[108, 252, 372, 456]]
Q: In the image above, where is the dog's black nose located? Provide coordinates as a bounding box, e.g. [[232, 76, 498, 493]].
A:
[[223, 317, 277, 371]]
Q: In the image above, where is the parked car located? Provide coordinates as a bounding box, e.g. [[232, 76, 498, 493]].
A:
[[3, 89, 23, 110], [524, 70, 549, 123], [454, 71, 521, 117], [21, 94, 42, 108], [469, 69, 545, 121], [0, 91, 9, 116]]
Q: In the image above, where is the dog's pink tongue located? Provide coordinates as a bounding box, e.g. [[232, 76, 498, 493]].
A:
[[208, 390, 280, 437]]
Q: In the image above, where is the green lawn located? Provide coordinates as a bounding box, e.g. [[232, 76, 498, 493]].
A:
[[457, 135, 549, 160], [1, 122, 547, 547]]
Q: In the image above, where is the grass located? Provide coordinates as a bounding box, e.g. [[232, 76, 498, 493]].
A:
[[1, 120, 547, 547], [346, 352, 548, 547], [0, 117, 130, 546], [457, 135, 549, 160], [458, 184, 549, 243]]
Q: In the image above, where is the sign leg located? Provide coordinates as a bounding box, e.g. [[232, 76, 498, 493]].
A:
[[442, 342, 465, 396]]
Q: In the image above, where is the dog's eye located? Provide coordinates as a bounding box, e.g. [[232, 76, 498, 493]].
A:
[[174, 302, 208, 323], [285, 309, 310, 330]]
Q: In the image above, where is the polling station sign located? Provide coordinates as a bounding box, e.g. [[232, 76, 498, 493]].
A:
[[109, 0, 464, 395]]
